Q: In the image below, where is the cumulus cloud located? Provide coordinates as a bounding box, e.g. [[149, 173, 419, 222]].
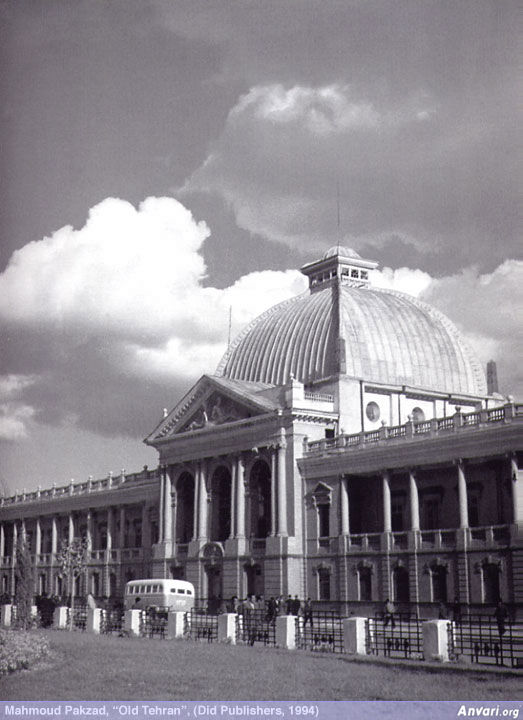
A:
[[0, 375, 36, 440]]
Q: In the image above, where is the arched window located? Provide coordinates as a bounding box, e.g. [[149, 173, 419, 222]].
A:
[[249, 460, 271, 538], [176, 472, 195, 543], [210, 466, 232, 541], [483, 563, 500, 604], [432, 565, 447, 603], [393, 566, 410, 603]]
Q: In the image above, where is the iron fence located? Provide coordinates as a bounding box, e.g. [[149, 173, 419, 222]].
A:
[[449, 615, 523, 668], [66, 605, 87, 631], [101, 608, 125, 635], [139, 607, 168, 639], [295, 612, 344, 653], [366, 613, 424, 660], [185, 609, 218, 642], [236, 609, 276, 646]]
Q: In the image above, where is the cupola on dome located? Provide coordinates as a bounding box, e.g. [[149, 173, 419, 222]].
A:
[[216, 248, 487, 396]]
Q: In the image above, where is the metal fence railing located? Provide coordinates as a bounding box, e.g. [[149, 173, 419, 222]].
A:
[[449, 615, 523, 668], [101, 608, 125, 635], [295, 612, 344, 653], [236, 609, 276, 646], [366, 613, 424, 660], [66, 605, 88, 631], [139, 607, 168, 639], [184, 609, 218, 642]]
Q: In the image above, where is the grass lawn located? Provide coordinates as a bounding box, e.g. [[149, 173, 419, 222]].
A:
[[0, 630, 521, 701]]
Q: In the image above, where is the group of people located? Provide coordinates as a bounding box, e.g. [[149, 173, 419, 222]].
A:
[[224, 594, 315, 626]]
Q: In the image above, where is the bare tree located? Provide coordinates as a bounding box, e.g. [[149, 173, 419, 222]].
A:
[[56, 537, 88, 630], [14, 534, 34, 629]]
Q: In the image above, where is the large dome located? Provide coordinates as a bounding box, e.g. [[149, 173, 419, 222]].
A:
[[216, 252, 487, 396]]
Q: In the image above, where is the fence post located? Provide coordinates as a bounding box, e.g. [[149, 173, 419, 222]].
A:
[[124, 609, 141, 636], [0, 604, 12, 627], [422, 619, 451, 662], [276, 615, 296, 650], [343, 616, 367, 654], [167, 611, 186, 640], [53, 606, 69, 629], [87, 608, 103, 634], [217, 613, 237, 644]]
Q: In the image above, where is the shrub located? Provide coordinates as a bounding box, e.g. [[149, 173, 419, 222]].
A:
[[0, 629, 50, 676]]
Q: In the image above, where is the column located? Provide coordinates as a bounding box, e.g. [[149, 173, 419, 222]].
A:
[[141, 504, 151, 548], [86, 511, 93, 552], [106, 508, 113, 551], [457, 461, 469, 529], [511, 454, 522, 525], [235, 455, 246, 538], [409, 470, 420, 531], [276, 434, 288, 537], [35, 518, 41, 557], [197, 460, 208, 540], [68, 513, 74, 543], [158, 465, 165, 542], [163, 467, 172, 544], [229, 461, 236, 539], [193, 465, 200, 540], [51, 517, 58, 555], [382, 471, 392, 533], [270, 448, 277, 536], [0, 523, 4, 559], [340, 475, 350, 536], [119, 507, 126, 549]]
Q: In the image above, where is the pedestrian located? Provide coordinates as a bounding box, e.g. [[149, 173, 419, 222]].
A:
[[243, 594, 256, 645], [383, 598, 395, 628], [438, 601, 448, 619], [291, 594, 301, 616], [494, 600, 508, 637], [303, 597, 313, 628], [266, 597, 277, 623], [285, 594, 293, 615], [451, 595, 462, 627]]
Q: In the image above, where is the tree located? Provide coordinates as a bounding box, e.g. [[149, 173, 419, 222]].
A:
[[56, 537, 88, 630], [14, 534, 34, 629]]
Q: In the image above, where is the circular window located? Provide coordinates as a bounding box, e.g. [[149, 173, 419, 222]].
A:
[[366, 401, 380, 422], [412, 407, 425, 423]]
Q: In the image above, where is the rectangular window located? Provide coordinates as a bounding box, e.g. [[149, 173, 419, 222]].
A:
[[318, 569, 331, 600], [359, 568, 372, 601], [351, 269, 359, 278], [391, 499, 405, 531], [424, 499, 440, 530], [468, 495, 480, 527], [318, 504, 330, 538]]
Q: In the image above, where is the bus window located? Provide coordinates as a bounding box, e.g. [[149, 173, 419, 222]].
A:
[[177, 589, 185, 594]]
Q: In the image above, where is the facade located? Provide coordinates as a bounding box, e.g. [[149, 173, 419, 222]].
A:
[[1, 247, 522, 614]]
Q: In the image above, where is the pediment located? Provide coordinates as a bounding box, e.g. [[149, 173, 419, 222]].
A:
[[146, 375, 280, 444]]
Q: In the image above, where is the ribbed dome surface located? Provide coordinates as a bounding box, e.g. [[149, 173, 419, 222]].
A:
[[216, 284, 487, 395]]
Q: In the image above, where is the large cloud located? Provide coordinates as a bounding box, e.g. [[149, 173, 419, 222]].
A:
[[1, 196, 520, 445], [183, 81, 520, 273]]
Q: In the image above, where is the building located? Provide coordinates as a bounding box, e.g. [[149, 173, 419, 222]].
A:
[[1, 247, 522, 614]]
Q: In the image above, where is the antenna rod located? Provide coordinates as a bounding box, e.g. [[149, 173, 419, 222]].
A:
[[336, 180, 341, 251], [227, 305, 232, 348]]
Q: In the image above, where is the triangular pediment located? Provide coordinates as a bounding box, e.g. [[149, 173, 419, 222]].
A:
[[145, 375, 281, 444]]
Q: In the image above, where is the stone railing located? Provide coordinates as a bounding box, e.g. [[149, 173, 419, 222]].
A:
[[304, 391, 334, 403], [306, 402, 519, 455], [0, 466, 159, 508]]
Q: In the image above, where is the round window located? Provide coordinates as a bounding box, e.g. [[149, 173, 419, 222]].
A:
[[412, 407, 425, 423], [366, 401, 380, 422]]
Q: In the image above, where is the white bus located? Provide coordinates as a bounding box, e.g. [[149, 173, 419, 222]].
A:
[[124, 579, 195, 612]]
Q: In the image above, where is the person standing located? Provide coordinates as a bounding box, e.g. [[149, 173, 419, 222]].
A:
[[303, 597, 313, 629], [494, 600, 508, 637], [383, 598, 395, 628]]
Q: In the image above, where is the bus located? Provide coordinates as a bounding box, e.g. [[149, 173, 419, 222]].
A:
[[124, 579, 195, 612]]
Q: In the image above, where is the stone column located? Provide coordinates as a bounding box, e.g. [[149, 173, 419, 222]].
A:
[[163, 467, 172, 544], [229, 461, 236, 540], [235, 455, 246, 538], [51, 517, 58, 555], [106, 508, 113, 551], [158, 465, 165, 542], [511, 454, 522, 525], [141, 504, 151, 548], [197, 460, 208, 540], [270, 448, 277, 536], [86, 511, 93, 552], [276, 434, 288, 537], [119, 507, 126, 549], [193, 465, 200, 540], [35, 518, 41, 557], [457, 461, 469, 529], [68, 513, 74, 544], [171, 485, 177, 550], [0, 523, 4, 559], [382, 471, 392, 533], [340, 475, 350, 536], [409, 470, 420, 531]]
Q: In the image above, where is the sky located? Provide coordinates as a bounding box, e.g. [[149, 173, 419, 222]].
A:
[[0, 0, 521, 495]]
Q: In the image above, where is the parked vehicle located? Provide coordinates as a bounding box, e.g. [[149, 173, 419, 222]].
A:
[[124, 579, 195, 611]]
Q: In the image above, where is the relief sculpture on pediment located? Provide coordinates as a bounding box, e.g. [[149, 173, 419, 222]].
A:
[[181, 392, 248, 433]]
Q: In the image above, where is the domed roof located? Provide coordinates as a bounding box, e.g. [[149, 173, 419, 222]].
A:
[[323, 245, 361, 260], [216, 258, 487, 395]]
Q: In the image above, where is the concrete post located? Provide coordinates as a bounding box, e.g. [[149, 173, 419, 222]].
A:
[[87, 608, 103, 634], [1, 604, 12, 627], [167, 611, 186, 640], [54, 606, 69, 629], [218, 613, 237, 644], [422, 619, 451, 662], [342, 616, 367, 655], [124, 609, 141, 636], [276, 615, 296, 650]]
